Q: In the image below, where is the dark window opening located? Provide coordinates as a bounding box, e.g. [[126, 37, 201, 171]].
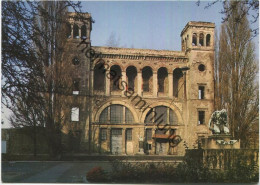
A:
[[73, 24, 79, 38], [110, 105, 123, 123], [146, 143, 152, 150], [100, 128, 107, 141], [126, 66, 137, 91], [66, 23, 71, 38], [81, 25, 87, 38], [94, 62, 106, 91], [99, 105, 134, 124], [192, 33, 197, 46], [126, 129, 132, 141], [158, 67, 168, 93], [72, 57, 80, 65], [198, 64, 205, 71], [142, 66, 153, 92], [146, 129, 152, 140], [73, 79, 80, 95], [198, 86, 205, 99], [173, 68, 183, 98], [198, 111, 205, 125], [199, 33, 204, 46], [110, 65, 122, 91], [206, 34, 211, 46]]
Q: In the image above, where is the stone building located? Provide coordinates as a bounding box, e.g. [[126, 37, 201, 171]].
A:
[[61, 12, 215, 156]]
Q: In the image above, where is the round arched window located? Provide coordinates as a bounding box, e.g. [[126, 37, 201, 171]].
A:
[[198, 64, 205, 72], [72, 57, 80, 65]]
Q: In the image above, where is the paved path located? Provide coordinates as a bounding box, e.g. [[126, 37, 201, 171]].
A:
[[2, 161, 112, 183]]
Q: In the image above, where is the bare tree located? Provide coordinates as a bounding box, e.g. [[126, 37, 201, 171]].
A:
[[197, 0, 259, 37], [106, 32, 121, 47], [215, 1, 259, 148], [2, 1, 83, 157]]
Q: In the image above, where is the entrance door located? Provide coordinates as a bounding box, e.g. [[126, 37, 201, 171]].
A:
[[156, 142, 168, 155], [111, 129, 122, 155]]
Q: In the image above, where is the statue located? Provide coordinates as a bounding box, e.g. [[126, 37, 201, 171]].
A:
[[208, 109, 229, 134]]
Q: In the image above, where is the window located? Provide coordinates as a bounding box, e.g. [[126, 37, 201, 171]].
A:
[[146, 143, 152, 150], [110, 65, 122, 91], [155, 106, 167, 124], [198, 111, 205, 125], [146, 129, 152, 140], [142, 66, 153, 92], [100, 128, 107, 141], [99, 105, 134, 124], [158, 67, 168, 93], [199, 33, 204, 46], [126, 66, 137, 91], [125, 108, 134, 123], [71, 107, 79, 121], [73, 79, 80, 95], [126, 129, 132, 141], [94, 62, 106, 91], [198, 86, 205, 99], [206, 34, 211, 46], [72, 57, 80, 65], [198, 64, 205, 71], [81, 25, 87, 38], [110, 105, 123, 123], [173, 68, 183, 98], [192, 33, 197, 46], [144, 106, 178, 125], [99, 107, 108, 123], [73, 24, 79, 38]]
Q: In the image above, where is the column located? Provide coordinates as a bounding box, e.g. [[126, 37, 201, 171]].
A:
[[107, 128, 111, 153], [168, 73, 173, 98], [79, 25, 81, 39], [137, 72, 142, 96], [71, 24, 73, 38], [152, 128, 156, 154], [105, 70, 110, 96], [121, 71, 127, 97], [122, 106, 126, 124], [122, 128, 126, 155], [153, 73, 158, 97], [204, 34, 206, 47], [90, 70, 94, 96]]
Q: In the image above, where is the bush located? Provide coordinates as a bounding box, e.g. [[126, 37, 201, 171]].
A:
[[86, 166, 107, 183]]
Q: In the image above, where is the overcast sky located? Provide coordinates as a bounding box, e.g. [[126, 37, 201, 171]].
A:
[[2, 1, 259, 128]]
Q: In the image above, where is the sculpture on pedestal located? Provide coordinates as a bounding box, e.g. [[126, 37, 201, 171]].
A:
[[208, 109, 229, 134]]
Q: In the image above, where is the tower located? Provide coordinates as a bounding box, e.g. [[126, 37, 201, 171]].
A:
[[181, 22, 215, 148]]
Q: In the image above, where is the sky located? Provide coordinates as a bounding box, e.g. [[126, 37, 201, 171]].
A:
[[1, 1, 259, 128], [79, 1, 258, 52]]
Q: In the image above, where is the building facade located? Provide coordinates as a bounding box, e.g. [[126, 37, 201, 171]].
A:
[[61, 12, 215, 156]]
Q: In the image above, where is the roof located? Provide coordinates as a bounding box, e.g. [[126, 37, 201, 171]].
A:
[[181, 21, 215, 36]]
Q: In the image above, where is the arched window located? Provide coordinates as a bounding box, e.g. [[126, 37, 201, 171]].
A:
[[142, 66, 153, 92], [199, 33, 204, 46], [206, 34, 211, 46], [173, 68, 183, 98], [126, 66, 137, 91], [144, 106, 178, 125], [182, 39, 185, 51], [94, 61, 106, 91], [99, 105, 134, 124], [192, 33, 197, 46], [158, 67, 168, 93], [81, 25, 87, 38], [66, 23, 71, 38], [110, 65, 122, 91], [73, 24, 79, 38]]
